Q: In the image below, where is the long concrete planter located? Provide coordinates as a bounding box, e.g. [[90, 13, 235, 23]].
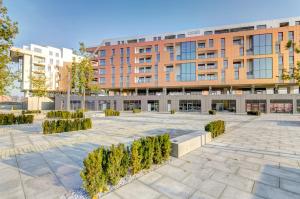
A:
[[171, 131, 212, 158]]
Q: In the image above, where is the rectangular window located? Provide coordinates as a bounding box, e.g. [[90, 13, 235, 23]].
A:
[[155, 45, 159, 52], [112, 49, 115, 56], [120, 48, 124, 56], [278, 55, 283, 66], [177, 41, 196, 60], [99, 50, 106, 57], [99, 69, 106, 75], [198, 53, 205, 59], [239, 47, 244, 56], [223, 60, 228, 69], [208, 39, 214, 48], [278, 32, 283, 42], [99, 77, 106, 84], [288, 31, 294, 41], [99, 59, 106, 66], [126, 57, 130, 64], [127, 66, 131, 74], [234, 63, 240, 80], [198, 74, 205, 80], [198, 41, 205, 48], [166, 73, 170, 81], [156, 53, 160, 62], [221, 38, 225, 49], [56, 53, 59, 57], [126, 47, 130, 55], [221, 49, 225, 58], [206, 73, 217, 80], [207, 52, 216, 58], [198, 63, 205, 70], [177, 62, 196, 82], [252, 33, 272, 55], [289, 56, 294, 65], [248, 58, 273, 79]]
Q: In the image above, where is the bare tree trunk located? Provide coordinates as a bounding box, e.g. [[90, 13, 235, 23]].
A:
[[82, 87, 85, 111], [66, 71, 70, 111]]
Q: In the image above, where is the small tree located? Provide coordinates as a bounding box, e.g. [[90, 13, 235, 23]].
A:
[[30, 75, 46, 110], [71, 42, 95, 110], [282, 40, 300, 85], [0, 6, 18, 95]]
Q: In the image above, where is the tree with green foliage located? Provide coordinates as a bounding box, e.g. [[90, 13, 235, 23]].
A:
[[282, 40, 300, 85], [131, 139, 142, 174], [71, 42, 95, 110], [30, 75, 46, 110], [0, 6, 18, 95], [80, 147, 108, 199]]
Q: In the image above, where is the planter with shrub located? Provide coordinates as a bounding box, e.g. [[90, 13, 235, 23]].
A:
[[205, 120, 225, 138], [22, 110, 41, 114], [132, 109, 141, 113], [0, 114, 34, 125], [80, 133, 171, 199], [104, 109, 120, 116], [208, 110, 216, 115], [46, 110, 84, 119], [247, 111, 261, 116], [42, 118, 92, 134], [170, 110, 175, 114]]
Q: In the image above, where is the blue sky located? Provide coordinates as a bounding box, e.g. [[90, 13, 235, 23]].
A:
[[5, 0, 300, 50]]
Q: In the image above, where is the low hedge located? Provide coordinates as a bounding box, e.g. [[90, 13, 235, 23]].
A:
[[208, 110, 216, 115], [170, 110, 175, 114], [205, 120, 225, 138], [46, 110, 84, 119], [132, 109, 141, 113], [80, 133, 171, 199], [22, 110, 41, 114], [42, 118, 92, 134], [247, 111, 261, 116], [0, 114, 34, 125], [104, 109, 120, 116]]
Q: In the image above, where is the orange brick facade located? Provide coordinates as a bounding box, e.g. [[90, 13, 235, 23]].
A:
[[88, 25, 300, 95]]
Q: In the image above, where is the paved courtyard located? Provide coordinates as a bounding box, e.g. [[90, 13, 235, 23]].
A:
[[0, 112, 300, 199]]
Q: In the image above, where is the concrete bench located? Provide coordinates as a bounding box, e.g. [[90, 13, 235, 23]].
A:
[[171, 131, 212, 158]]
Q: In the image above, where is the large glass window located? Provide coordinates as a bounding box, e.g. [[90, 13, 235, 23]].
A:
[[123, 100, 141, 111], [179, 100, 201, 112], [249, 58, 273, 79], [177, 41, 196, 60], [253, 34, 272, 55], [178, 62, 196, 81]]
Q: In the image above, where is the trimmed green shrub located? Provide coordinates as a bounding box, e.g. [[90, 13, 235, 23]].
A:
[[170, 110, 175, 114], [120, 146, 130, 177], [247, 111, 261, 116], [131, 139, 142, 174], [80, 147, 108, 199], [205, 120, 225, 138], [132, 109, 141, 113], [208, 110, 216, 115], [106, 144, 125, 185], [159, 134, 171, 161], [104, 109, 120, 116], [0, 114, 34, 125], [81, 134, 171, 198], [46, 110, 84, 119], [22, 110, 41, 114], [153, 136, 162, 164], [42, 118, 92, 134], [141, 137, 154, 169]]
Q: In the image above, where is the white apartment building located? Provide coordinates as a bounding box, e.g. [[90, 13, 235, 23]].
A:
[[10, 44, 80, 97]]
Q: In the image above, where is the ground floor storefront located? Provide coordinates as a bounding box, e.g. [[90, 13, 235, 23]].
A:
[[55, 94, 300, 114]]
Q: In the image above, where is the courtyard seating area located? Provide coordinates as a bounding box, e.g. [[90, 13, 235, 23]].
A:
[[0, 112, 299, 199]]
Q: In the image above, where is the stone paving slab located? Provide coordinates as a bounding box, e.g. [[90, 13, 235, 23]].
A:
[[0, 113, 300, 199]]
